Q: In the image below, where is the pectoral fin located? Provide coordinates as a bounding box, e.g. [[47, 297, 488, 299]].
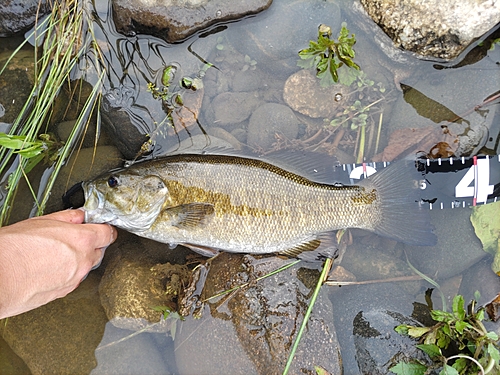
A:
[[163, 203, 215, 229]]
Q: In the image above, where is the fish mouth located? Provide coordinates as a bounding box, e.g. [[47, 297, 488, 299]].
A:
[[82, 182, 115, 224]]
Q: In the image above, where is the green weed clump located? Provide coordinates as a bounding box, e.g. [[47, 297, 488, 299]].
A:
[[298, 22, 360, 87], [392, 295, 500, 375]]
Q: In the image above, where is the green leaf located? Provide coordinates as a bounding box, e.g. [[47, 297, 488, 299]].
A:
[[407, 326, 431, 338], [476, 307, 485, 322], [297, 23, 359, 87], [436, 330, 451, 349], [452, 295, 466, 320], [0, 133, 40, 151], [338, 65, 360, 86], [431, 310, 454, 323], [487, 331, 499, 341], [416, 344, 442, 358], [455, 320, 468, 334], [16, 145, 44, 158], [439, 364, 459, 375], [390, 361, 427, 375], [470, 201, 500, 274], [424, 329, 438, 345], [395, 324, 410, 335], [488, 343, 500, 362], [314, 365, 331, 375], [451, 357, 467, 373]]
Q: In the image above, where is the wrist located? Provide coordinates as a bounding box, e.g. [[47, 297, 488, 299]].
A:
[[0, 230, 22, 319]]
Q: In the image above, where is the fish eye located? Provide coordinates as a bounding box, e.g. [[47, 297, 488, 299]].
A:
[[107, 176, 119, 188]]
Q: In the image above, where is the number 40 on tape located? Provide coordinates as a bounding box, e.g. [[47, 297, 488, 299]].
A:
[[455, 156, 494, 205]]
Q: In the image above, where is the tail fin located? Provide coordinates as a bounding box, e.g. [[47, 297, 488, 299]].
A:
[[360, 160, 437, 246]]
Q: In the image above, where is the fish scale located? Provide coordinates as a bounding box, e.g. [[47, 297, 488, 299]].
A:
[[83, 153, 436, 259]]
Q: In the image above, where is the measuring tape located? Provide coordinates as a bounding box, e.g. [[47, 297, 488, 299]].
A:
[[339, 155, 500, 210]]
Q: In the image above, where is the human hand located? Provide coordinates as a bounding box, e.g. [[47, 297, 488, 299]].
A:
[[0, 209, 117, 319]]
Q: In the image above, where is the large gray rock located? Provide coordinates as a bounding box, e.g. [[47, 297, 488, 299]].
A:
[[405, 208, 487, 281], [0, 0, 49, 36], [111, 0, 273, 43], [359, 0, 500, 60]]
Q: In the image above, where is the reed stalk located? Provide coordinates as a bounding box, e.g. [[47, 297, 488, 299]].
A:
[[0, 0, 104, 225]]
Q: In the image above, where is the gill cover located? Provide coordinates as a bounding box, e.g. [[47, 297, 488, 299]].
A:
[[83, 173, 169, 232]]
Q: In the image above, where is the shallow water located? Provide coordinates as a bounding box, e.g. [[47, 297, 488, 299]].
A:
[[1, 0, 500, 373]]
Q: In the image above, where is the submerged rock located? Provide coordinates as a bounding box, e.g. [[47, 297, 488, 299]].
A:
[[176, 253, 342, 375], [353, 310, 433, 374], [385, 65, 499, 157], [111, 0, 272, 43], [405, 208, 486, 281], [100, 87, 150, 160], [0, 274, 107, 375], [227, 0, 341, 75], [0, 50, 35, 124], [247, 102, 299, 150], [359, 0, 500, 61], [99, 240, 190, 333], [284, 69, 350, 119]]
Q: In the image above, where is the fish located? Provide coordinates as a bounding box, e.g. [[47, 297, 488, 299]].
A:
[[82, 153, 437, 260]]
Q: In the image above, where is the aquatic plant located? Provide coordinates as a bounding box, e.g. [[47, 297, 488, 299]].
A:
[[392, 295, 500, 375], [298, 22, 360, 87], [0, 0, 105, 225]]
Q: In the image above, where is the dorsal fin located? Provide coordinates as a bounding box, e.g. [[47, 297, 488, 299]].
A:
[[169, 146, 343, 184]]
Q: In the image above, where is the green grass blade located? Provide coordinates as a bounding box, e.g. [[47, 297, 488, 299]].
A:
[[282, 257, 333, 375]]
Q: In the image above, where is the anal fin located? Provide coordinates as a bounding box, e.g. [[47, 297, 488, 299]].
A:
[[183, 243, 221, 258], [279, 233, 339, 262]]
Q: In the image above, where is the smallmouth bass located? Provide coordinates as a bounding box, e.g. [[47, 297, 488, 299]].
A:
[[83, 153, 436, 258]]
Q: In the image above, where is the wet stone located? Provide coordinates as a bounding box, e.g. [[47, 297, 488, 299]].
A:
[[353, 310, 433, 374], [0, 50, 35, 124], [387, 66, 499, 157], [247, 102, 299, 150], [360, 0, 500, 61], [100, 87, 150, 160], [459, 256, 500, 308], [330, 282, 416, 373], [284, 69, 351, 119], [92, 323, 172, 375], [176, 253, 342, 375], [111, 0, 272, 43], [210, 91, 261, 126], [0, 274, 107, 375], [405, 208, 487, 281], [0, 0, 49, 36], [99, 242, 190, 333]]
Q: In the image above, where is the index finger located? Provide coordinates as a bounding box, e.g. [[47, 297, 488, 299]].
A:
[[86, 223, 117, 249]]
